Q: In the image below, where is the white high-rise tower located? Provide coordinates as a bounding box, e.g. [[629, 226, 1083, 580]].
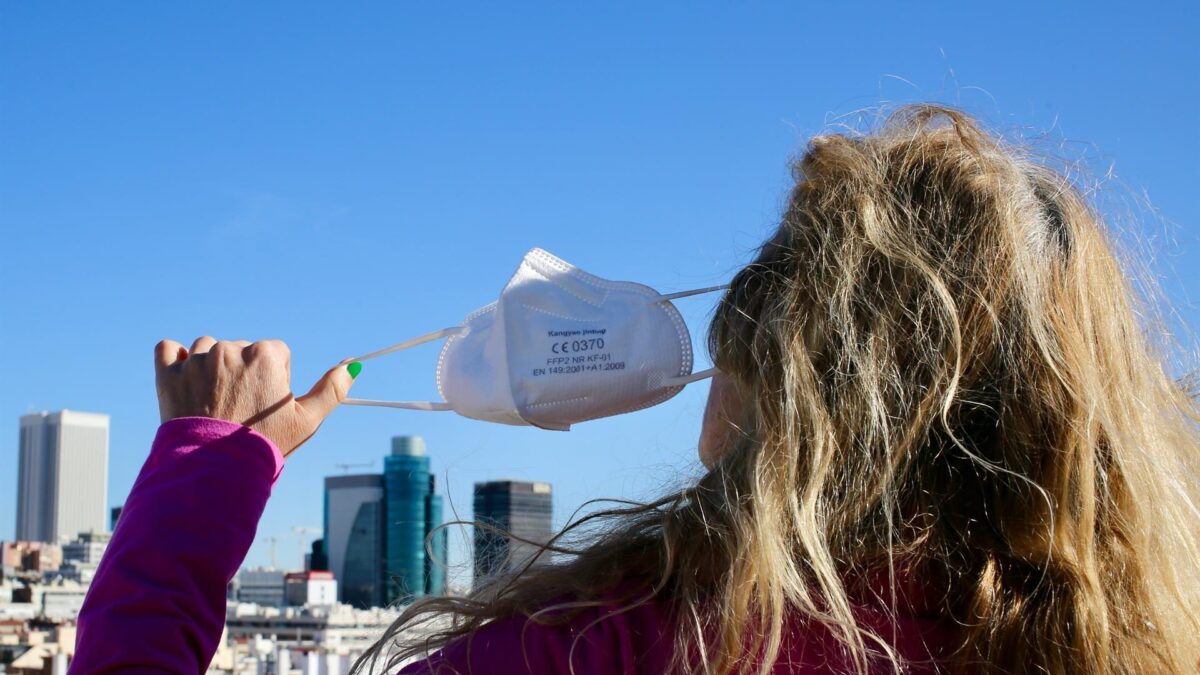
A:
[[16, 410, 109, 543]]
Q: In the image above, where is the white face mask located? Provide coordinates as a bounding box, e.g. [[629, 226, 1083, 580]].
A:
[[343, 248, 724, 430]]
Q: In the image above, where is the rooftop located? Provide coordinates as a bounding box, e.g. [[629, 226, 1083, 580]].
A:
[[391, 435, 426, 457]]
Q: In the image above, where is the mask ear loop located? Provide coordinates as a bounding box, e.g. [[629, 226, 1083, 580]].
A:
[[341, 326, 464, 410], [655, 284, 728, 302], [663, 367, 718, 386], [652, 284, 728, 388]]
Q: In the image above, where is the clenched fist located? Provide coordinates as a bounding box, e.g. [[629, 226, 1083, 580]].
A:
[[154, 336, 357, 457]]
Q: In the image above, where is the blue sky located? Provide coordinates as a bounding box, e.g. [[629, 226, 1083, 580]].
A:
[[2, 3, 1197, 585]]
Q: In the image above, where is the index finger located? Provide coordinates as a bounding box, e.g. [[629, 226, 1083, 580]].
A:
[[155, 339, 188, 371]]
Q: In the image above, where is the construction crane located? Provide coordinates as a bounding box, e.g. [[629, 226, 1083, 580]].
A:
[[263, 535, 279, 569], [334, 460, 375, 473], [291, 526, 321, 570]]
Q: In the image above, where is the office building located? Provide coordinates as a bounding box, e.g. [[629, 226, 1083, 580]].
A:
[[109, 506, 122, 531], [15, 411, 109, 543], [284, 571, 338, 606], [473, 480, 553, 584], [323, 474, 384, 607], [235, 567, 286, 607], [383, 436, 447, 604]]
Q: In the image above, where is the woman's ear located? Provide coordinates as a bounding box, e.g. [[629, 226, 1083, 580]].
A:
[[698, 373, 744, 469]]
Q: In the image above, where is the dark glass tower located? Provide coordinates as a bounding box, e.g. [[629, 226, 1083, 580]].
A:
[[473, 480, 553, 585], [342, 500, 383, 606], [424, 475, 449, 596]]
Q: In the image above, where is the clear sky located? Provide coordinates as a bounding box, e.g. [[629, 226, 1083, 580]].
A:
[[2, 3, 1197, 586]]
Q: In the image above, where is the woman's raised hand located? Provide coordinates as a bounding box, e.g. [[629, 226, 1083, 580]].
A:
[[153, 337, 357, 457]]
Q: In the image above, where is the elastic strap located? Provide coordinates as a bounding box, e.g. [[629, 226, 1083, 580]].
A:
[[341, 326, 464, 410], [341, 399, 454, 410], [654, 286, 725, 387], [655, 284, 728, 302], [345, 326, 464, 363], [662, 367, 718, 387]]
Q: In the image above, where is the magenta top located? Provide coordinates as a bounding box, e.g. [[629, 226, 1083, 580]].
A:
[[72, 418, 953, 673]]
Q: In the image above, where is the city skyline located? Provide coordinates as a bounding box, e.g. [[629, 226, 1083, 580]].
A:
[[7, 408, 560, 594]]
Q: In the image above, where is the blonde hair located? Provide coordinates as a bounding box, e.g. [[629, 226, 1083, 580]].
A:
[[357, 105, 1200, 674]]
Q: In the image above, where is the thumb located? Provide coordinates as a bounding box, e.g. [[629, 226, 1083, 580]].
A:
[[296, 361, 360, 422]]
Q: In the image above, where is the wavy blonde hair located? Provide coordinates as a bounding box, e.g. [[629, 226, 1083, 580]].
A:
[[356, 105, 1200, 674]]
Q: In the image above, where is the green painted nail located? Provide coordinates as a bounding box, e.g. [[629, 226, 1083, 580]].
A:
[[347, 362, 362, 379]]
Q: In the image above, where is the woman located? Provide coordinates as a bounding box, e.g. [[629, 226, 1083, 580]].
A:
[[72, 106, 1200, 674]]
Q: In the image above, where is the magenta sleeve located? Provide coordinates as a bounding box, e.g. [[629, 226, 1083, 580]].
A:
[[70, 417, 284, 674]]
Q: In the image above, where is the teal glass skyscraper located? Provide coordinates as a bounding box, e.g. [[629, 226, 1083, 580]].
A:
[[383, 436, 448, 604]]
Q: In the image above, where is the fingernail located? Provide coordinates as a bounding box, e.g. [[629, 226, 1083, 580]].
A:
[[347, 362, 362, 380]]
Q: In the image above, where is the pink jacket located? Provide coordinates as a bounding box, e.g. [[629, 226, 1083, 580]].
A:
[[72, 418, 953, 673]]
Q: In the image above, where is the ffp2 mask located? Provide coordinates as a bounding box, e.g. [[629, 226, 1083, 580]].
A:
[[343, 248, 723, 430]]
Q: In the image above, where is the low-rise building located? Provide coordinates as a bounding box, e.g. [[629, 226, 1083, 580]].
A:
[[40, 583, 88, 620], [4, 578, 89, 621], [285, 570, 338, 606], [233, 567, 287, 607], [1, 623, 74, 674], [211, 600, 440, 674], [1, 541, 63, 580], [59, 531, 111, 584], [223, 601, 400, 651], [62, 531, 109, 565]]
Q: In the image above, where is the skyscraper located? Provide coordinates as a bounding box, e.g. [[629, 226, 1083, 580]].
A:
[[324, 436, 447, 608], [383, 436, 447, 604], [16, 411, 109, 543], [323, 474, 384, 607], [473, 480, 553, 585]]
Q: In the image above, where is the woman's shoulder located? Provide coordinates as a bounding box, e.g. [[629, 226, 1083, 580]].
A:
[[395, 589, 955, 675], [398, 596, 675, 675]]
